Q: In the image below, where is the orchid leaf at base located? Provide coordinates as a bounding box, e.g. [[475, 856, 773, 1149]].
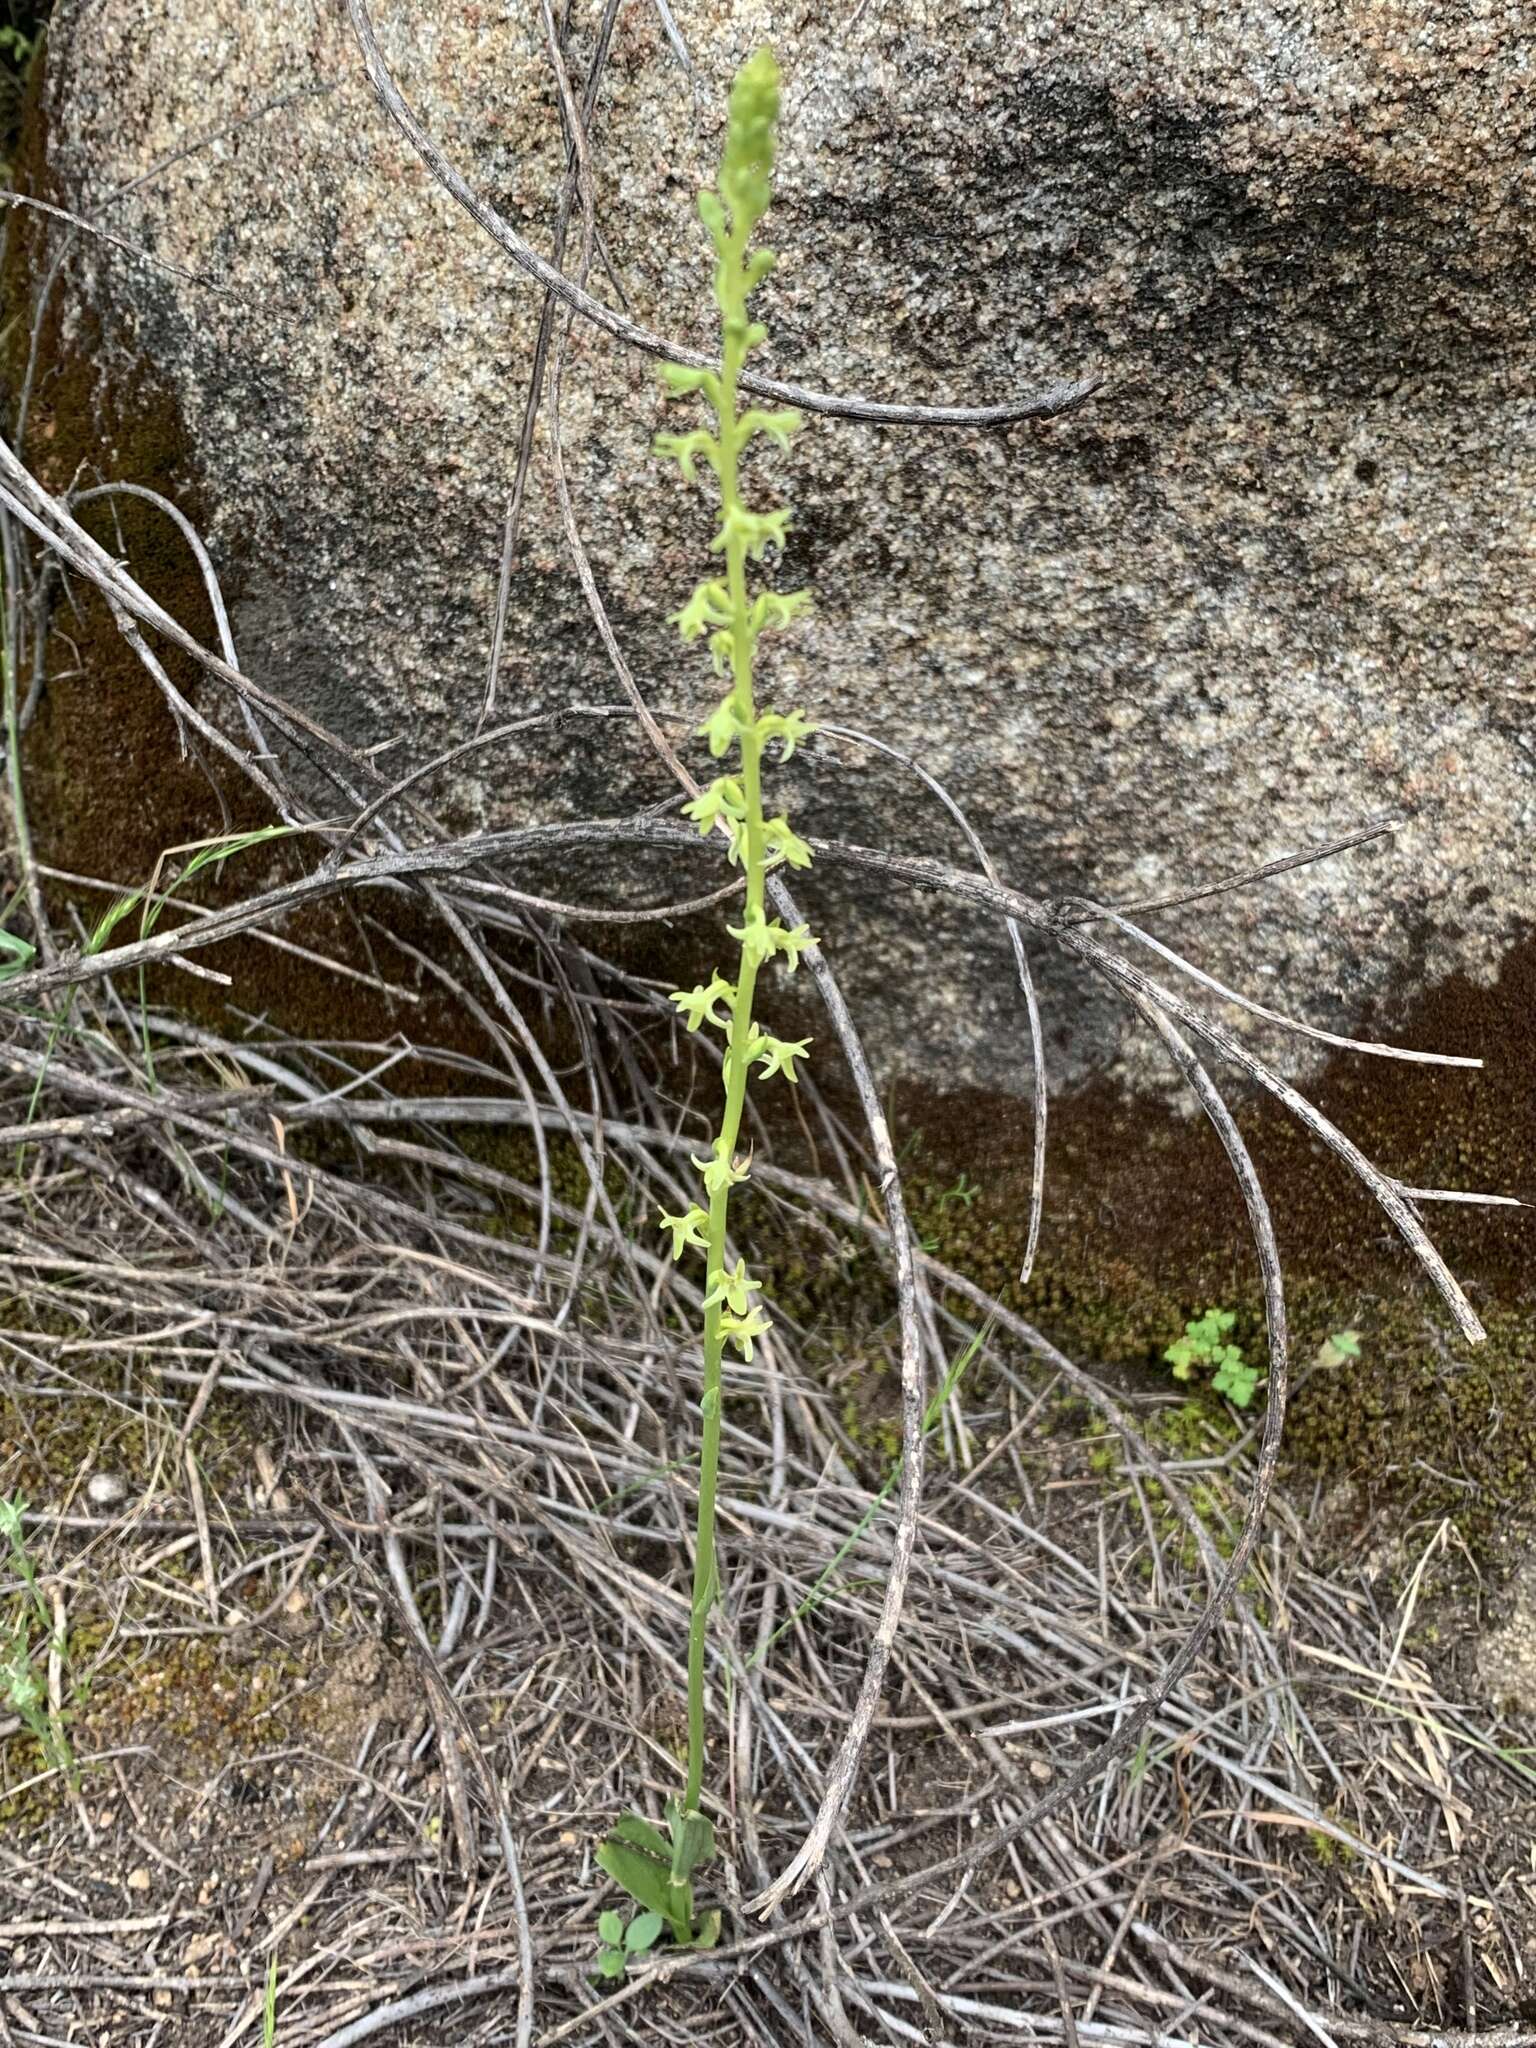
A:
[[596, 1807, 722, 1953]]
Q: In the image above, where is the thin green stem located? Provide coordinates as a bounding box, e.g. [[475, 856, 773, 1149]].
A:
[[0, 545, 59, 1178], [1, 555, 32, 915], [684, 233, 760, 1821]]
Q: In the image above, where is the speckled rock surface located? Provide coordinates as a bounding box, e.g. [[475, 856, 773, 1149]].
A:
[[22, 0, 1536, 1092]]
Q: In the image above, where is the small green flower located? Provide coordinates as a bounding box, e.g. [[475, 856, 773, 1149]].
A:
[[756, 708, 815, 759], [723, 314, 769, 354], [735, 407, 802, 453], [654, 429, 721, 484], [769, 921, 816, 969], [659, 1206, 710, 1260], [692, 1141, 750, 1196], [749, 590, 812, 640], [700, 699, 743, 758], [725, 914, 814, 968], [753, 1033, 811, 1083], [660, 363, 723, 405], [707, 628, 734, 678], [704, 1256, 759, 1317], [719, 1304, 772, 1359], [681, 779, 745, 836], [670, 974, 735, 1031], [673, 579, 731, 642], [712, 503, 790, 561], [763, 816, 812, 870], [726, 911, 774, 966]]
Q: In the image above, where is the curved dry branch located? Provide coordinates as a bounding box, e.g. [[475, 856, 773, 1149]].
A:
[[69, 481, 274, 765], [1093, 902, 1480, 1068], [819, 722, 1048, 1286], [0, 444, 381, 806], [805, 834, 1489, 1346], [0, 190, 236, 294], [345, 0, 1100, 430], [479, 0, 624, 732], [1097, 816, 1403, 921], [1, 813, 1489, 1347], [835, 984, 1295, 1927]]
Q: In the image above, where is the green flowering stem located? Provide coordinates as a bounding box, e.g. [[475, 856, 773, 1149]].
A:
[[600, 46, 813, 1950], [682, 165, 773, 1822]]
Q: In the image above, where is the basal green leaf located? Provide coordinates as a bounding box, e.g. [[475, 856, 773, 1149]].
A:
[[596, 1839, 673, 1921], [612, 1812, 673, 1863], [626, 1911, 665, 1953]]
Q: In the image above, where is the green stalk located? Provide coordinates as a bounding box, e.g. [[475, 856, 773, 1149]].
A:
[[601, 50, 813, 1948], [684, 251, 761, 1819], [1, 553, 32, 915]]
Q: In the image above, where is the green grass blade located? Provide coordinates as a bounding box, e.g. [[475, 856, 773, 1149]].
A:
[[750, 1321, 989, 1667]]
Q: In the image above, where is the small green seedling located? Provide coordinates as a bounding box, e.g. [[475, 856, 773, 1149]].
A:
[[136, 825, 294, 1083], [593, 1906, 668, 1980], [921, 1171, 981, 1248], [1164, 1308, 1258, 1409], [1315, 1328, 1361, 1371], [11, 828, 292, 1176]]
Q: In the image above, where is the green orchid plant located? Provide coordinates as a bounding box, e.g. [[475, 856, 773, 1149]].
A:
[[595, 44, 812, 1962]]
